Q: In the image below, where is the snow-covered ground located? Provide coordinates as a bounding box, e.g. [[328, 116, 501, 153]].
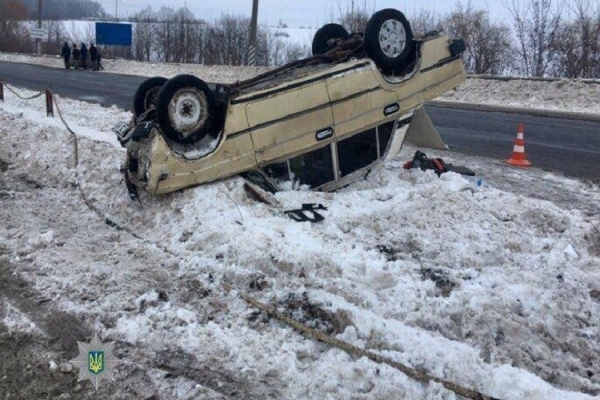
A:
[[1, 52, 600, 116], [1, 65, 600, 400]]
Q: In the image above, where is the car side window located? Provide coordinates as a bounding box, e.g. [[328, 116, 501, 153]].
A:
[[290, 145, 335, 188], [377, 121, 395, 157], [263, 162, 290, 183], [337, 128, 378, 177], [261, 120, 397, 190], [262, 144, 336, 190]]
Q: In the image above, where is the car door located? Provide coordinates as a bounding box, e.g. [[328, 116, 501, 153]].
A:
[[244, 77, 335, 166], [326, 64, 398, 140]]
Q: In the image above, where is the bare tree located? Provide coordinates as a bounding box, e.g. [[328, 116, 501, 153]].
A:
[[443, 1, 513, 75], [153, 6, 177, 62], [63, 20, 94, 45], [131, 7, 156, 62], [282, 42, 310, 64], [101, 44, 133, 60], [552, 0, 599, 78], [204, 14, 251, 65], [505, 0, 562, 76], [190, 23, 207, 64], [266, 31, 310, 67], [331, 0, 372, 33], [0, 0, 32, 53], [41, 20, 66, 54], [169, 7, 204, 64], [408, 8, 442, 37]]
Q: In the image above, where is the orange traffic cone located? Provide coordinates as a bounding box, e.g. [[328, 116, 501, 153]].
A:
[[506, 123, 531, 167]]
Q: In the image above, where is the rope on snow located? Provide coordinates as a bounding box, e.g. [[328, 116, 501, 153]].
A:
[[2, 81, 44, 100]]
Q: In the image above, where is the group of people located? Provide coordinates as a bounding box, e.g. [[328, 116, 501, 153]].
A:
[[61, 42, 103, 71]]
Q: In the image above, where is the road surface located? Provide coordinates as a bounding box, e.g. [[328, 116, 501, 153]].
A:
[[1, 61, 598, 180]]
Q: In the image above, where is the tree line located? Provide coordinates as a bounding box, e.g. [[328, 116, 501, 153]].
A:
[[1, 0, 104, 21], [1, 0, 599, 78]]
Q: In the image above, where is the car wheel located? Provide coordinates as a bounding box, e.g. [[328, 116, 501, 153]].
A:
[[133, 76, 168, 118], [156, 74, 216, 144], [364, 9, 415, 75], [312, 23, 350, 55]]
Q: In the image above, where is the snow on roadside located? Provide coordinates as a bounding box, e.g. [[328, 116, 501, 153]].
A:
[[1, 52, 600, 116], [439, 78, 600, 115], [0, 53, 272, 84], [1, 84, 600, 399]]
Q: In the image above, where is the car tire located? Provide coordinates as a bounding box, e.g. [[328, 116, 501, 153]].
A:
[[156, 74, 216, 144], [133, 76, 168, 118], [364, 9, 415, 75], [312, 23, 350, 55]]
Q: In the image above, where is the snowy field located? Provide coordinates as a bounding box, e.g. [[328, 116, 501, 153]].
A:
[[0, 61, 600, 399]]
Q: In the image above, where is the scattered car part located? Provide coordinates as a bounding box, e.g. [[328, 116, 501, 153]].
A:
[[243, 182, 280, 206], [404, 150, 476, 176], [284, 204, 328, 223]]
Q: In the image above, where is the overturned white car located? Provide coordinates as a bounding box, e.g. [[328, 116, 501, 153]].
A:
[[115, 8, 466, 196]]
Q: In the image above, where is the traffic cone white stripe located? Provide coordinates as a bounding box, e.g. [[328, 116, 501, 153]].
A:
[[506, 122, 531, 167]]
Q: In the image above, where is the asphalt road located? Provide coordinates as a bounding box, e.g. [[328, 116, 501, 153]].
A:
[[1, 61, 599, 180]]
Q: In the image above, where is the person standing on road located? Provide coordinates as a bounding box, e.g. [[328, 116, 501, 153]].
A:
[[80, 43, 88, 69], [71, 44, 80, 69], [89, 43, 103, 71], [60, 42, 71, 69], [96, 47, 104, 71]]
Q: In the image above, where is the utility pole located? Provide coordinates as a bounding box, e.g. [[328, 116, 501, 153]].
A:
[[248, 0, 259, 66], [115, 0, 118, 20], [37, 0, 42, 55]]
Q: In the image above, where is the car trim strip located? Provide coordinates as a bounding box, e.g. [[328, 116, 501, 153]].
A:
[[229, 62, 372, 105], [226, 86, 381, 141], [420, 55, 461, 74]]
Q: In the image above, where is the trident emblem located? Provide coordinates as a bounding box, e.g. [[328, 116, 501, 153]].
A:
[[88, 351, 105, 374]]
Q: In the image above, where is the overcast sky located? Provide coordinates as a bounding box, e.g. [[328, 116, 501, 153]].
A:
[[102, 0, 510, 27]]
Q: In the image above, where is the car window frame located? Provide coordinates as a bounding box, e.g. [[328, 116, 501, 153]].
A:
[[260, 117, 399, 191]]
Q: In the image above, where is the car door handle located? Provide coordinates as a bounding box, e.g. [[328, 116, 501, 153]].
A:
[[315, 127, 334, 141], [384, 102, 400, 116]]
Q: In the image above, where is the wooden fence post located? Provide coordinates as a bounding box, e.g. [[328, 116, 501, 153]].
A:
[[45, 87, 53, 117]]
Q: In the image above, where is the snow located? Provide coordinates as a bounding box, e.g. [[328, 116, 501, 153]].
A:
[[1, 59, 600, 399], [439, 77, 600, 116], [2, 303, 44, 335]]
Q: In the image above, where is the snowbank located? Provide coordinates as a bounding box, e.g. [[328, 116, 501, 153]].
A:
[[1, 83, 599, 399]]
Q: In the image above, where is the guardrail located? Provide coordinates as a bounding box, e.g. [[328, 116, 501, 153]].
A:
[[467, 74, 600, 84]]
